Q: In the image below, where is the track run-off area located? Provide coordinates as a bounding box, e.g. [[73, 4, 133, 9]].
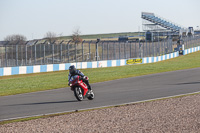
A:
[[0, 67, 200, 121]]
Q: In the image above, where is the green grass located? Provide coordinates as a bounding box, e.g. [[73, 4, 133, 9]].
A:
[[59, 32, 143, 40], [0, 51, 200, 96]]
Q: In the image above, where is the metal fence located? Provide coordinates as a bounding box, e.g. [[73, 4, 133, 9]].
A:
[[0, 36, 200, 68]]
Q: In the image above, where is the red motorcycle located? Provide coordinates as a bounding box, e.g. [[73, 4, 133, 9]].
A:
[[69, 75, 94, 101]]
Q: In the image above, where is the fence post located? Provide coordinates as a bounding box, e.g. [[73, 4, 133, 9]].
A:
[[145, 40, 148, 57], [40, 43, 42, 64], [96, 39, 100, 61], [4, 42, 9, 67], [152, 41, 154, 56], [171, 40, 173, 53], [129, 42, 132, 58], [124, 42, 126, 59], [196, 37, 198, 47], [5, 44, 7, 67], [149, 41, 151, 57], [59, 40, 64, 63], [168, 39, 170, 53], [34, 43, 36, 65], [102, 41, 104, 60], [155, 42, 157, 56], [89, 41, 91, 61], [65, 42, 67, 63], [30, 45, 32, 65], [166, 39, 167, 55], [16, 41, 19, 66], [67, 40, 71, 63], [82, 40, 85, 62], [118, 42, 120, 59], [52, 41, 55, 64], [158, 41, 160, 56], [197, 37, 198, 47], [114, 42, 116, 59], [25, 41, 28, 66], [183, 37, 185, 49], [135, 42, 137, 58], [139, 41, 142, 58], [164, 39, 166, 55], [52, 43, 54, 64], [107, 42, 109, 60], [192, 36, 194, 48], [142, 42, 144, 57], [42, 41, 46, 64], [75, 42, 77, 63], [33, 41, 38, 65]]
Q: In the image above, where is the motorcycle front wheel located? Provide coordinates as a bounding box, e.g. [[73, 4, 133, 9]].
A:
[[87, 90, 95, 100], [74, 87, 84, 101]]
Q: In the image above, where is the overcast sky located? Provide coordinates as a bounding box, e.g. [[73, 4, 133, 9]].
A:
[[0, 0, 199, 40]]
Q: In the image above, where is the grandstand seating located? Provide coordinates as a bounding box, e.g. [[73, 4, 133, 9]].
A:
[[141, 12, 182, 32]]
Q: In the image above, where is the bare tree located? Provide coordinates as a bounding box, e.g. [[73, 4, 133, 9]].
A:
[[4, 34, 27, 63], [44, 31, 57, 44], [71, 27, 82, 43], [4, 34, 27, 45]]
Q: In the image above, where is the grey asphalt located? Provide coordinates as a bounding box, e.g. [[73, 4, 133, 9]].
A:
[[1, 68, 200, 121]]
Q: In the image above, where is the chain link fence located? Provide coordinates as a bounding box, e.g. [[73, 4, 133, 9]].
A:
[[0, 36, 200, 68]]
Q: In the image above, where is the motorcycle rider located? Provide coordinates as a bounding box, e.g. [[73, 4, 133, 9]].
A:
[[68, 65, 92, 91]]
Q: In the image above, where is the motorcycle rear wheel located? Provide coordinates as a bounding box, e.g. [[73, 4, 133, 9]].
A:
[[74, 87, 84, 101]]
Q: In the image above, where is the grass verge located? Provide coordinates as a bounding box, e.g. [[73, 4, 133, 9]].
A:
[[0, 51, 200, 96]]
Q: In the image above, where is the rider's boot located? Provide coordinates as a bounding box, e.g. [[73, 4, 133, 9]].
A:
[[87, 87, 92, 95], [88, 85, 91, 90]]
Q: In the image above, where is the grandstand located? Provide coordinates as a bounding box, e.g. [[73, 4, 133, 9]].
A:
[[141, 12, 192, 40]]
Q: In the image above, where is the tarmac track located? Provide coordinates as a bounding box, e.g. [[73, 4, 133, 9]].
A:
[[0, 68, 200, 121]]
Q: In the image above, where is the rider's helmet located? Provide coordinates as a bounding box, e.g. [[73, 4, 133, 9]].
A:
[[69, 65, 76, 75]]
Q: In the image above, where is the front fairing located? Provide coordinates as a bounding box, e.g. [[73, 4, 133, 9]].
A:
[[69, 75, 88, 96], [69, 75, 79, 86]]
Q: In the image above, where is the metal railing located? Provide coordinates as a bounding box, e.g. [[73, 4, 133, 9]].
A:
[[0, 36, 200, 68]]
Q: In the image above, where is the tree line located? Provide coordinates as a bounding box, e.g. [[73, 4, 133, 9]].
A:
[[3, 27, 82, 45]]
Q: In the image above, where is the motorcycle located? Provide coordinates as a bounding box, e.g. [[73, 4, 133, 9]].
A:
[[69, 75, 94, 101]]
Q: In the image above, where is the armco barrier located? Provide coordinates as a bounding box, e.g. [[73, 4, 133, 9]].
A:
[[0, 51, 180, 76], [183, 46, 200, 55]]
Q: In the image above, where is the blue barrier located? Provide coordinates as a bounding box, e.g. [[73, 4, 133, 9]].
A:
[[0, 51, 185, 76], [183, 46, 200, 55]]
